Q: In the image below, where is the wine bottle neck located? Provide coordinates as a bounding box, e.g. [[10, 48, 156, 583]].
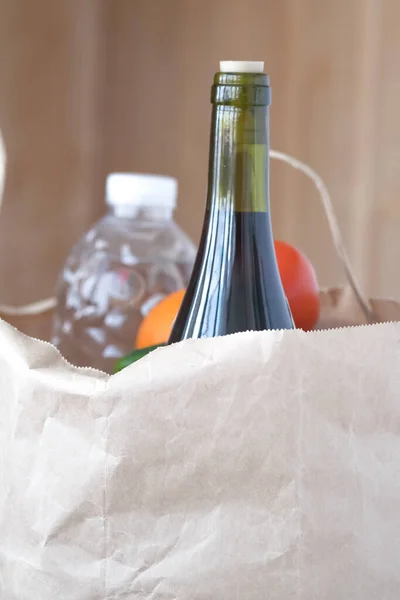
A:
[[207, 102, 270, 213]]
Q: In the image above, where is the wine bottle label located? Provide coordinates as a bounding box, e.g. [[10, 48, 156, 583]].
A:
[[215, 110, 269, 213], [226, 144, 268, 213]]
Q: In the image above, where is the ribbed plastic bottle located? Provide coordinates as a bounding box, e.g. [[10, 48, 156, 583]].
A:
[[52, 173, 196, 372]]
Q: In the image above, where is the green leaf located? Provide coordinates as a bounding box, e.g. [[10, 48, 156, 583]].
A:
[[114, 344, 165, 373]]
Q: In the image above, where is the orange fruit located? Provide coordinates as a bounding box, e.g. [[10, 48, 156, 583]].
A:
[[274, 239, 320, 331], [136, 289, 185, 349]]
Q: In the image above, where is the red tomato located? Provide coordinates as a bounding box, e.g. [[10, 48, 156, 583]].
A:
[[274, 240, 320, 331]]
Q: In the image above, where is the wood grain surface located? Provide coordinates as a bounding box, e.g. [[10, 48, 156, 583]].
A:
[[0, 0, 399, 341]]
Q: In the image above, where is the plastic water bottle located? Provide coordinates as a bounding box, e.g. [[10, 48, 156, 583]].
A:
[[52, 173, 196, 372]]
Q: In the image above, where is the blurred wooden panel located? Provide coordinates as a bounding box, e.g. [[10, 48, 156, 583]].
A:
[[276, 0, 380, 291], [0, 0, 107, 305], [368, 0, 400, 298], [1, 0, 400, 333]]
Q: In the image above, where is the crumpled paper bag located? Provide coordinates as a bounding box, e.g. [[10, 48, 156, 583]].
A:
[[1, 318, 400, 599], [317, 286, 400, 329]]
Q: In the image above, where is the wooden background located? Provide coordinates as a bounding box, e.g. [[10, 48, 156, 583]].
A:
[[0, 0, 399, 322]]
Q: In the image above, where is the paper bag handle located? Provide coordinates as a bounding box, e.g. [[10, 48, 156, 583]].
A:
[[0, 132, 375, 322], [270, 150, 375, 321]]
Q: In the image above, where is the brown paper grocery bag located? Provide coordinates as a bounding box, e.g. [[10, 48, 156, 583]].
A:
[[1, 318, 400, 599], [1, 140, 400, 598], [317, 285, 400, 329]]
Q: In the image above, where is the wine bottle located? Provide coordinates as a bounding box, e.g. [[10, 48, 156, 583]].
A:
[[169, 60, 294, 343]]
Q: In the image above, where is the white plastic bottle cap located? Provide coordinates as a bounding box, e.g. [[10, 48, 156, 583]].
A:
[[219, 61, 264, 74], [106, 173, 178, 210]]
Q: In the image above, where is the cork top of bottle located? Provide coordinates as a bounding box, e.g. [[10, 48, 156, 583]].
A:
[[219, 61, 264, 73]]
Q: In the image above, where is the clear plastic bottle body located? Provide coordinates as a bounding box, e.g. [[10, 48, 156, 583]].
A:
[[52, 204, 195, 372]]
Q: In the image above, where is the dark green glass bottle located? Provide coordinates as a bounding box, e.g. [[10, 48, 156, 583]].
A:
[[169, 61, 294, 343]]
